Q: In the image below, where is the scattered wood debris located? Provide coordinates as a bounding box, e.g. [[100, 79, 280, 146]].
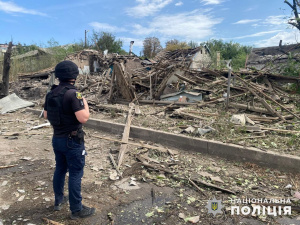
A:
[[8, 47, 300, 156]]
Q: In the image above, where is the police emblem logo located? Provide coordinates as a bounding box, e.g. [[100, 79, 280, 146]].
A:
[[76, 92, 83, 99], [211, 202, 218, 211], [206, 197, 224, 216]]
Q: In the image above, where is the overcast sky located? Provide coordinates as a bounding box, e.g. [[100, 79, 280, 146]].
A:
[[0, 0, 299, 55]]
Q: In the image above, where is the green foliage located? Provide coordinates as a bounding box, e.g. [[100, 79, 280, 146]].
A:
[[143, 37, 162, 58], [201, 39, 252, 70], [46, 38, 75, 62], [118, 49, 128, 55], [7, 38, 81, 80], [288, 83, 300, 94], [165, 39, 190, 51], [282, 52, 300, 77], [12, 42, 39, 56], [92, 31, 123, 54]]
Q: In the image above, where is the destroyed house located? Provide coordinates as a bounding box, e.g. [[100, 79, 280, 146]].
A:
[[0, 49, 51, 76], [155, 46, 212, 70], [246, 43, 300, 74], [65, 49, 102, 75]]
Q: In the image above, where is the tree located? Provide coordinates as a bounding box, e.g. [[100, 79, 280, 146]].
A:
[[92, 31, 123, 54], [165, 39, 190, 51], [188, 41, 199, 49], [201, 39, 252, 70], [285, 0, 300, 30], [143, 37, 162, 58]]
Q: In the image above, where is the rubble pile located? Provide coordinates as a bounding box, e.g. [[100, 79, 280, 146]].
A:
[[8, 48, 300, 155]]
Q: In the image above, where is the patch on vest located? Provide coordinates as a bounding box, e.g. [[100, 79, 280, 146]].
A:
[[76, 92, 83, 99]]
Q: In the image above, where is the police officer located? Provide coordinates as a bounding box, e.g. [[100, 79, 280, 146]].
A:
[[44, 60, 95, 219]]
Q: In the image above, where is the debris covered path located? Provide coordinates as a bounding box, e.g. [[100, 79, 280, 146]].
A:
[[0, 111, 299, 225]]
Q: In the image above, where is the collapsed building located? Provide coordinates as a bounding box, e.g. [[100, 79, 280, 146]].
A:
[[246, 43, 300, 74], [5, 44, 299, 124], [58, 46, 213, 104]]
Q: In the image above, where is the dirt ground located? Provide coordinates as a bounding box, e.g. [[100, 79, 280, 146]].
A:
[[0, 110, 300, 225]]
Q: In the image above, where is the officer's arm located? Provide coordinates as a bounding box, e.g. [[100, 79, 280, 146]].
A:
[[44, 110, 48, 119], [75, 98, 90, 124]]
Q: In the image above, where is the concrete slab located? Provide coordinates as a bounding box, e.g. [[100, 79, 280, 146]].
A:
[[26, 108, 300, 172], [0, 93, 34, 114]]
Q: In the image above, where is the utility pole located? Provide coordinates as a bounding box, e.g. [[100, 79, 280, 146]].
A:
[[85, 30, 89, 48]]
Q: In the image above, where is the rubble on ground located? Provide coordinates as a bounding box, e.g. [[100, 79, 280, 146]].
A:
[[0, 111, 299, 224], [7, 47, 300, 157]]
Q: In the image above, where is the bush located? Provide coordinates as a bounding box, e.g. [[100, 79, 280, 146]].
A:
[[201, 39, 252, 71]]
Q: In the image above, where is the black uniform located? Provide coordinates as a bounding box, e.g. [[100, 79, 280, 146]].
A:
[[44, 82, 86, 213]]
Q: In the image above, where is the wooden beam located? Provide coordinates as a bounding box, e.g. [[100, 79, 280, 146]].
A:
[[108, 66, 116, 103], [117, 103, 135, 169], [114, 63, 134, 101], [198, 92, 248, 107], [235, 74, 300, 120], [138, 100, 197, 106], [154, 70, 174, 99], [201, 68, 222, 77], [239, 76, 285, 120], [91, 135, 169, 153], [229, 102, 272, 115], [97, 68, 111, 100], [0, 164, 16, 169], [174, 73, 198, 86]]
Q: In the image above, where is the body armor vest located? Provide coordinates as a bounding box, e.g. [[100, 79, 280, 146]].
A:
[[46, 86, 80, 127]]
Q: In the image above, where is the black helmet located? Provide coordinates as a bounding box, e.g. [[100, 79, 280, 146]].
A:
[[55, 60, 79, 81]]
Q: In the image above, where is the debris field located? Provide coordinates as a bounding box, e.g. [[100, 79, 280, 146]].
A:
[[0, 47, 300, 224], [0, 111, 300, 225]]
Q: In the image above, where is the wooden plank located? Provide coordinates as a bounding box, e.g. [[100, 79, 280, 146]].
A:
[[235, 74, 300, 120], [185, 110, 219, 117], [117, 103, 135, 169], [261, 127, 300, 134], [138, 100, 197, 106], [150, 74, 153, 100], [174, 73, 198, 86], [229, 102, 272, 114], [247, 115, 294, 121], [80, 81, 98, 92], [198, 92, 248, 107], [240, 76, 285, 120], [226, 68, 232, 110], [97, 68, 111, 100], [91, 135, 169, 153], [201, 68, 222, 77], [108, 66, 116, 102], [0, 165, 16, 169], [114, 63, 134, 101], [154, 70, 174, 99]]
